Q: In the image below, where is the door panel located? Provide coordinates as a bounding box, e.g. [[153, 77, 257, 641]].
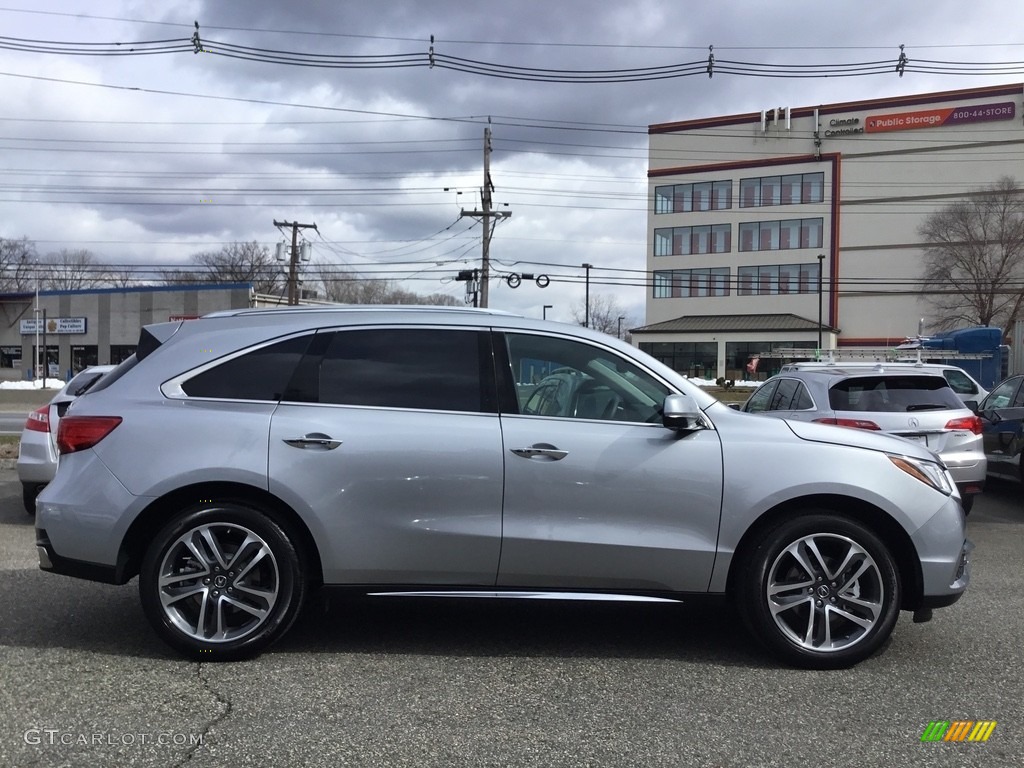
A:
[[498, 416, 723, 592], [269, 405, 504, 585]]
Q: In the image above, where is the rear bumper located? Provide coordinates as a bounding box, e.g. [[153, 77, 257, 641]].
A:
[[35, 528, 123, 584]]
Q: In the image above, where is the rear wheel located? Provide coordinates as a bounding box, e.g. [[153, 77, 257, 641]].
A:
[[139, 502, 306, 661], [736, 513, 900, 669]]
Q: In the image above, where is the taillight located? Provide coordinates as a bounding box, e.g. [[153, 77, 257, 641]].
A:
[[24, 405, 50, 433], [57, 416, 123, 454], [945, 415, 984, 435], [813, 417, 882, 431]]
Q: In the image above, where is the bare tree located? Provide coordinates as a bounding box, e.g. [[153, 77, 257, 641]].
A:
[[317, 263, 460, 306], [0, 236, 39, 292], [103, 266, 139, 289], [162, 241, 284, 294], [919, 176, 1024, 336], [571, 293, 634, 339], [39, 248, 108, 290]]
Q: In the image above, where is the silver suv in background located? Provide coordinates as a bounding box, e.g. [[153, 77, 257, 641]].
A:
[[16, 365, 115, 514], [780, 361, 988, 404], [743, 364, 986, 512], [36, 307, 971, 669]]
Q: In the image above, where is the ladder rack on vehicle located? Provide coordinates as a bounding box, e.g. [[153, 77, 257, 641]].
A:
[[768, 347, 993, 364]]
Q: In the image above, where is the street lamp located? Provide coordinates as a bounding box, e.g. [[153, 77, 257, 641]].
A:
[[617, 315, 625, 340], [34, 287, 40, 388], [543, 304, 553, 320], [582, 263, 593, 328], [817, 253, 826, 353]]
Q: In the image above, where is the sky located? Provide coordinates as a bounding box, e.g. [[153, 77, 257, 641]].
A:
[[1, 0, 1023, 328]]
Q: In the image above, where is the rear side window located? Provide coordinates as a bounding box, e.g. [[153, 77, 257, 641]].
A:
[[943, 369, 978, 396], [182, 334, 313, 400], [318, 328, 493, 413], [829, 375, 963, 412]]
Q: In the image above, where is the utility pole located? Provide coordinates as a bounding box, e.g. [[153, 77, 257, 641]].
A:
[[459, 125, 511, 308], [273, 220, 318, 305], [582, 263, 594, 328]]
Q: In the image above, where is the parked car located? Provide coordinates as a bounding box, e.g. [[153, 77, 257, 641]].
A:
[[36, 307, 971, 669], [971, 374, 1024, 482], [743, 364, 986, 512], [17, 365, 115, 513], [780, 361, 988, 404]]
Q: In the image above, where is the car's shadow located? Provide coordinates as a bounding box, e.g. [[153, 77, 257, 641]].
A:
[[1, 566, 772, 668], [278, 592, 765, 667]]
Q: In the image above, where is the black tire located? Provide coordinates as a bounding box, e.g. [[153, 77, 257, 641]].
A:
[[735, 513, 900, 669], [139, 502, 306, 661], [22, 483, 42, 515]]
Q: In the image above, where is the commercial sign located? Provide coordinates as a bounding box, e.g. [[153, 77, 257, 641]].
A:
[[865, 101, 1016, 133], [20, 317, 87, 335]]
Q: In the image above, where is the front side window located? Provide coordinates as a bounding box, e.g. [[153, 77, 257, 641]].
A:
[[744, 381, 779, 413], [318, 328, 491, 413], [505, 334, 670, 423], [983, 377, 1021, 409]]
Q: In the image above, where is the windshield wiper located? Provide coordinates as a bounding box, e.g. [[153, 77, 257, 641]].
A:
[[906, 403, 948, 412]]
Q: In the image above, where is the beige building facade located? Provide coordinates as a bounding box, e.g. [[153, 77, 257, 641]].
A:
[[0, 284, 252, 379], [634, 83, 1024, 380]]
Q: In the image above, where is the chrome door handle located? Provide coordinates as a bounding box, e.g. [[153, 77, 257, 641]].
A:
[[283, 432, 342, 450], [511, 444, 568, 461]]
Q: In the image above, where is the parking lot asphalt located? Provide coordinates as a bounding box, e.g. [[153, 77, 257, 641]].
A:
[[1, 469, 1022, 768]]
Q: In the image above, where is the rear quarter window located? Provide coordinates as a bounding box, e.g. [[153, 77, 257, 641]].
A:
[[182, 334, 313, 401]]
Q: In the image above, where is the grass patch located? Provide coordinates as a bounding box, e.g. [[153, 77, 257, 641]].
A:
[[0, 434, 20, 459]]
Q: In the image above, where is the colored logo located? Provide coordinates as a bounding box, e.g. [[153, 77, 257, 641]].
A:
[[920, 720, 996, 742], [866, 101, 1015, 133]]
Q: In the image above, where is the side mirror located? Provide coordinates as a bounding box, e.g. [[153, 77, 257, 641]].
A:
[[662, 394, 704, 430], [964, 399, 979, 413]]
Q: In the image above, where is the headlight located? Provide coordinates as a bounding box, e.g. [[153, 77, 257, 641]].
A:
[[888, 454, 954, 495]]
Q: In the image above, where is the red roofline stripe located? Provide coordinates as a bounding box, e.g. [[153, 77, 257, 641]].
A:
[[649, 83, 1023, 134]]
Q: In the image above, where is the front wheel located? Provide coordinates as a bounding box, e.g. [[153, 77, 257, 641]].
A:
[[139, 502, 306, 661], [736, 513, 900, 669]]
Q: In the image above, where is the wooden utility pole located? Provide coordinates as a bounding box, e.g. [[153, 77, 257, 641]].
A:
[[273, 219, 317, 305], [459, 126, 510, 308]]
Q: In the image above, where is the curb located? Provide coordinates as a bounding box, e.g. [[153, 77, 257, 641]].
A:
[[0, 458, 17, 470]]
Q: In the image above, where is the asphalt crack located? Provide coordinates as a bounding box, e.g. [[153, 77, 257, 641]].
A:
[[173, 662, 232, 767]]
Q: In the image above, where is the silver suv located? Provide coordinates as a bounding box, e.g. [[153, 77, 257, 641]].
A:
[[36, 307, 971, 669], [743, 364, 986, 511]]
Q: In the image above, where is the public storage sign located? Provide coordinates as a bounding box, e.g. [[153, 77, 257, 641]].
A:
[[866, 101, 1016, 133]]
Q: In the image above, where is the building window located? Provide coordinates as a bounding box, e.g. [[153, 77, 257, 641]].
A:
[[725, 341, 817, 380], [738, 218, 823, 252], [654, 180, 733, 214], [735, 262, 820, 296], [739, 172, 825, 208], [640, 341, 718, 378], [652, 268, 730, 298], [655, 224, 732, 256]]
